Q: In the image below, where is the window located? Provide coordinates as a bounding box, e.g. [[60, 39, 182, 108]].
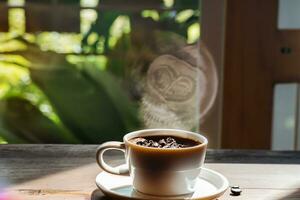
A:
[[0, 0, 200, 144]]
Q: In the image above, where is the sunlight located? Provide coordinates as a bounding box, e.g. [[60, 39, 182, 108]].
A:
[[0, 40, 26, 52], [8, 0, 24, 6], [0, 137, 7, 144], [0, 63, 28, 88], [80, 0, 99, 7], [141, 10, 160, 21], [188, 23, 200, 44], [80, 9, 98, 34], [176, 9, 194, 23], [108, 15, 131, 49], [8, 9, 25, 34], [36, 32, 82, 53], [163, 0, 174, 8], [67, 55, 107, 71], [7, 163, 98, 199], [0, 0, 201, 144]]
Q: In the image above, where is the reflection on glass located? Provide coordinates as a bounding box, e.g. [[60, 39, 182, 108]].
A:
[[0, 0, 201, 144]]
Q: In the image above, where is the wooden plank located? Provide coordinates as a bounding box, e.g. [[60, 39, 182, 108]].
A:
[[3, 0, 197, 12], [10, 188, 300, 200], [241, 0, 275, 149], [25, 4, 80, 32], [0, 5, 8, 32], [274, 30, 300, 82], [222, 0, 277, 149], [206, 149, 300, 164], [96, 0, 197, 11], [200, 0, 226, 148], [26, 0, 80, 4], [223, 0, 300, 149], [98, 0, 162, 11], [92, 187, 300, 200], [0, 145, 300, 200], [206, 163, 300, 190], [222, 0, 244, 148], [1, 145, 300, 163]]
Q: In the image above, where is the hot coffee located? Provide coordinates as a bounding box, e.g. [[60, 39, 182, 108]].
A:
[[130, 135, 200, 148], [127, 134, 204, 172], [97, 129, 208, 196]]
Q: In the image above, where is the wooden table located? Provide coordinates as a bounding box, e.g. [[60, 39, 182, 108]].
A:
[[1, 145, 300, 200]]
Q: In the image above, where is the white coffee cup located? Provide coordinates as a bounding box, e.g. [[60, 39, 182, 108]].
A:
[[96, 129, 208, 196]]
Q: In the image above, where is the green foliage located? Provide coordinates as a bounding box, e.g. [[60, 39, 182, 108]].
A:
[[0, 97, 76, 143], [0, 39, 141, 143], [0, 1, 200, 143], [82, 11, 122, 53], [82, 64, 140, 131], [30, 54, 136, 143]]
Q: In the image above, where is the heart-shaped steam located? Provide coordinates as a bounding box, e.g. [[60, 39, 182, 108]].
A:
[[147, 55, 197, 102], [141, 44, 218, 131]]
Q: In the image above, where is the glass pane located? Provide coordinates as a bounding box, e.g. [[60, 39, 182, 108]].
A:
[[0, 0, 205, 144], [278, 0, 300, 29]]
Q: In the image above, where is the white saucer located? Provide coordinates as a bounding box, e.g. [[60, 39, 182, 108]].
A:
[[96, 165, 229, 200]]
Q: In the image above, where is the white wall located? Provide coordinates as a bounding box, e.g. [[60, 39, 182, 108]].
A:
[[278, 0, 300, 29]]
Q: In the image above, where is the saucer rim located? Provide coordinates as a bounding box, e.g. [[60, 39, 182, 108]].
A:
[[96, 167, 229, 200]]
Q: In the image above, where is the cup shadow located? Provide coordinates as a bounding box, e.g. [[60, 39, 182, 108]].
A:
[[91, 189, 113, 200], [275, 187, 300, 200]]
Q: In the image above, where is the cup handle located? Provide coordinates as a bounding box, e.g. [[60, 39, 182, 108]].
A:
[[96, 141, 129, 175]]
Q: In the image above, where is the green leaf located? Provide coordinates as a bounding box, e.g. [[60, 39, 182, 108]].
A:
[[29, 54, 129, 143], [82, 64, 140, 131], [82, 11, 121, 53], [14, 40, 132, 143], [0, 98, 29, 143], [0, 124, 26, 144], [0, 97, 76, 143]]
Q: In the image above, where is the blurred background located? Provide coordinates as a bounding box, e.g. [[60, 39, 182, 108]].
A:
[[0, 0, 204, 145], [2, 0, 300, 151]]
